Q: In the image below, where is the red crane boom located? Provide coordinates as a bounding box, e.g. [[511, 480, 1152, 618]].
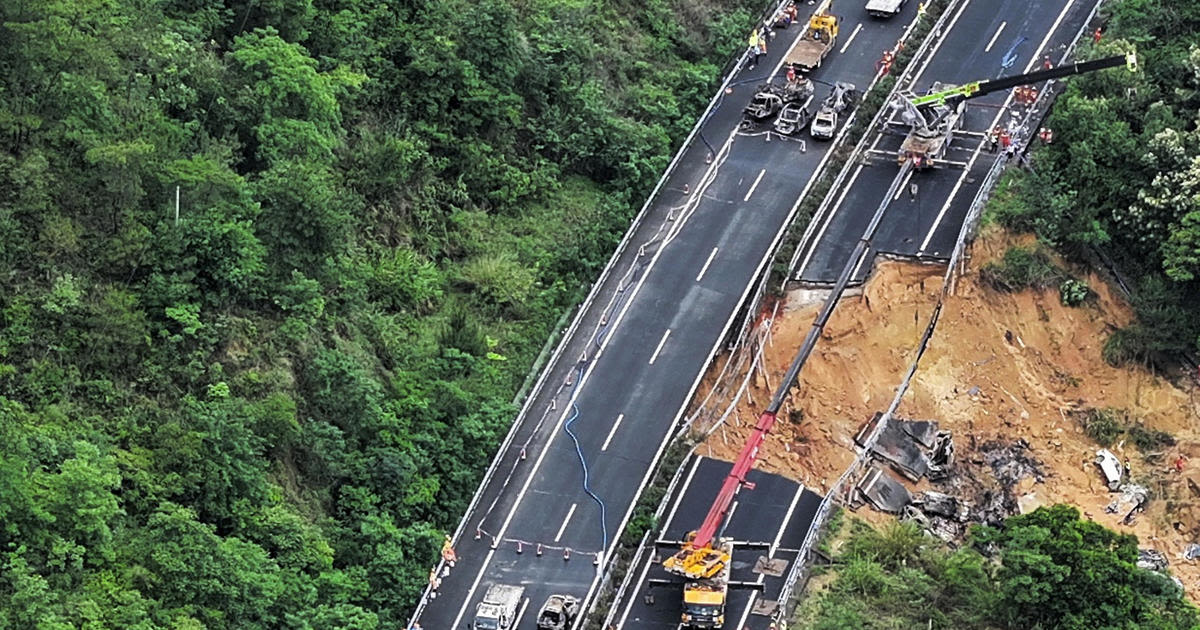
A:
[[690, 410, 776, 549]]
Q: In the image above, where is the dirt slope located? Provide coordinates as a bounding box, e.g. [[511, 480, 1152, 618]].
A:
[[698, 227, 1200, 594]]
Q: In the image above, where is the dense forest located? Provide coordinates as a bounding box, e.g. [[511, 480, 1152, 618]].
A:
[[796, 506, 1199, 629], [0, 0, 765, 626], [990, 0, 1200, 362]]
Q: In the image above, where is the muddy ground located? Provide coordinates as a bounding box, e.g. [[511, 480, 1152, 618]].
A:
[[695, 227, 1200, 595]]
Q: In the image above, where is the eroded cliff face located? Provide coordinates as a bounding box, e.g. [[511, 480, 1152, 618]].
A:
[[696, 227, 1200, 597]]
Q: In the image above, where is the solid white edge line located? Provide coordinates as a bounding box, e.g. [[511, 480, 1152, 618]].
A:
[[648, 329, 671, 365], [985, 21, 1007, 53], [918, 0, 1077, 254], [734, 485, 805, 630], [744, 168, 767, 202], [554, 503, 579, 543], [600, 414, 625, 452], [893, 168, 914, 201], [662, 456, 703, 533], [513, 597, 531, 629], [796, 162, 866, 276], [840, 22, 863, 54], [696, 247, 720, 282]]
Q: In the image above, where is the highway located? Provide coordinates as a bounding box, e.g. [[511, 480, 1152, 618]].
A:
[[608, 0, 1105, 626], [611, 458, 821, 630], [410, 2, 920, 628], [793, 0, 1102, 284]]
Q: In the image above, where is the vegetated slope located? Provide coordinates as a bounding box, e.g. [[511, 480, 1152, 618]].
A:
[[794, 507, 1199, 629], [990, 0, 1200, 360], [0, 0, 763, 626]]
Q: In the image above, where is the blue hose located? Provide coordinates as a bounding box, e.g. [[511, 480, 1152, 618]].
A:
[[562, 365, 609, 552]]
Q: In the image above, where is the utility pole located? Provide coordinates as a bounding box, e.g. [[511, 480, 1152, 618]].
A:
[[174, 185, 181, 226]]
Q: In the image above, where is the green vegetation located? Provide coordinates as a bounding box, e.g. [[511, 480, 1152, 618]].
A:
[[986, 0, 1200, 362], [0, 0, 764, 626], [795, 506, 1198, 629], [981, 246, 1064, 291], [1076, 407, 1176, 451], [1079, 407, 1129, 447]]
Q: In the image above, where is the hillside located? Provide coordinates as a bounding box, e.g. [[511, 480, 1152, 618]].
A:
[[0, 0, 764, 626]]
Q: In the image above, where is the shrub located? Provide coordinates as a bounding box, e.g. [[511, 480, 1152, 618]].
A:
[[1079, 408, 1124, 447], [1059, 278, 1090, 306], [1127, 423, 1174, 452], [981, 247, 1062, 291]]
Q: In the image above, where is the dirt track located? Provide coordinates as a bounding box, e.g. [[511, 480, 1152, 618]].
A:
[[696, 227, 1200, 594]]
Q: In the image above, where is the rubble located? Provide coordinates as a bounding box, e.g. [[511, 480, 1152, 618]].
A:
[[1104, 484, 1149, 525], [1184, 544, 1200, 561], [854, 465, 912, 513], [1138, 548, 1169, 572]]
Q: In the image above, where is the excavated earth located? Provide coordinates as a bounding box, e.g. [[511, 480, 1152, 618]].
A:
[[695, 227, 1200, 597]]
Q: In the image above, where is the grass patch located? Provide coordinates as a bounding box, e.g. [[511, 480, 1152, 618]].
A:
[[981, 246, 1063, 291], [1074, 407, 1174, 452]]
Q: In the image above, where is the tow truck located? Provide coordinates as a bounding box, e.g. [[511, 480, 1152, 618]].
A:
[[784, 7, 839, 73], [888, 53, 1136, 168]]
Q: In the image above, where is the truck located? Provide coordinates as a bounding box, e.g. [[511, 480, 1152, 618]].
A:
[[677, 540, 735, 628], [535, 594, 580, 630], [809, 81, 858, 139], [892, 53, 1137, 168], [473, 584, 525, 630], [896, 81, 964, 168], [784, 11, 839, 73], [865, 0, 907, 17]]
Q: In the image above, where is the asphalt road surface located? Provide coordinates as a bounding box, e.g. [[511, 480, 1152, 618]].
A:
[[793, 0, 1101, 284], [411, 3, 919, 628], [612, 457, 821, 630]]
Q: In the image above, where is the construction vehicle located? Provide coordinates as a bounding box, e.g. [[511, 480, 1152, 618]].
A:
[[473, 584, 525, 630], [535, 594, 579, 630], [809, 81, 859, 139], [892, 53, 1136, 168], [743, 79, 813, 126], [865, 0, 907, 17], [785, 8, 839, 73]]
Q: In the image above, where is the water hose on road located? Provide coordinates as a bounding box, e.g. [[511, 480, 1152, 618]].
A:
[[561, 365, 610, 553]]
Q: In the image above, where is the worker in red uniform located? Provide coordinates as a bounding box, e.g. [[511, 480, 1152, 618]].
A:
[[786, 64, 797, 83], [1043, 55, 1053, 70], [1176, 454, 1188, 473], [1094, 27, 1103, 43]]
